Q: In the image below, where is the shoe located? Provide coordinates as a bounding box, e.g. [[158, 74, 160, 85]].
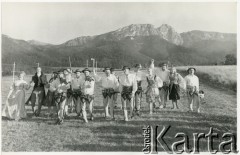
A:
[[84, 119, 88, 123], [159, 105, 164, 109], [58, 119, 64, 125], [90, 116, 94, 121], [55, 119, 60, 125], [124, 118, 129, 122], [105, 116, 111, 120]]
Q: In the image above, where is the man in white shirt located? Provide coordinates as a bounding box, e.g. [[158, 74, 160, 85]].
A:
[[155, 63, 170, 108], [119, 66, 137, 121], [133, 64, 146, 116], [94, 67, 119, 120], [80, 68, 95, 123], [184, 67, 200, 112], [72, 69, 83, 117]]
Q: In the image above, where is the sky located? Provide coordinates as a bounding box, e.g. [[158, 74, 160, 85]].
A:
[[2, 2, 237, 44]]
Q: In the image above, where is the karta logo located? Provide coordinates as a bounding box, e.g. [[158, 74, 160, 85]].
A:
[[142, 125, 238, 154]]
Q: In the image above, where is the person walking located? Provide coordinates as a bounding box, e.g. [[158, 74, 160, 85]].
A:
[[80, 68, 95, 123], [94, 67, 119, 120], [119, 66, 137, 121]]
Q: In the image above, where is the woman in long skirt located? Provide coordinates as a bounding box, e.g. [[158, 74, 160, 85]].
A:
[[2, 71, 32, 121], [169, 67, 185, 109]]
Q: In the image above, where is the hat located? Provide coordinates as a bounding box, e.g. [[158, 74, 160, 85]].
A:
[[53, 71, 59, 74], [159, 62, 167, 67], [82, 68, 91, 73], [110, 68, 115, 72], [74, 69, 82, 73], [63, 68, 71, 73], [187, 67, 196, 73], [122, 66, 130, 70], [58, 69, 64, 73], [103, 67, 111, 72], [134, 64, 142, 68]]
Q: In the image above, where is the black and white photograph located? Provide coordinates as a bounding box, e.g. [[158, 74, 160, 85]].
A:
[[1, 1, 238, 153]]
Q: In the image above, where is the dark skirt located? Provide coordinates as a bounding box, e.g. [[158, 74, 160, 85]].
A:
[[169, 84, 180, 100]]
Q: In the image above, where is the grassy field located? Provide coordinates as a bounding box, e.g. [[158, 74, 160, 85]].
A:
[[176, 65, 237, 91], [1, 68, 237, 152]]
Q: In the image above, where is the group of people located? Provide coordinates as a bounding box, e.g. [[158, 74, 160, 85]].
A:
[[2, 60, 204, 124]]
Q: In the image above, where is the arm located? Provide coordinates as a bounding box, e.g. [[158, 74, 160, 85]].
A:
[[93, 72, 102, 82], [155, 76, 163, 88], [177, 73, 186, 90], [132, 76, 138, 95], [113, 76, 119, 91], [195, 76, 200, 92]]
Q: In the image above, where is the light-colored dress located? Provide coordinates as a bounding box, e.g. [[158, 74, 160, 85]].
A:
[[2, 80, 30, 120], [145, 75, 161, 103]]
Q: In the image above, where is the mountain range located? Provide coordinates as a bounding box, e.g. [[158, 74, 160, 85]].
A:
[[2, 24, 236, 74]]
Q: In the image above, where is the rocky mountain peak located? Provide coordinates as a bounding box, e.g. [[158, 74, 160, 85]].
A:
[[157, 24, 183, 45]]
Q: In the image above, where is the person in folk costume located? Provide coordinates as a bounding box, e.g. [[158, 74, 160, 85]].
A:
[[94, 67, 119, 120], [110, 68, 120, 109], [51, 69, 70, 125], [119, 66, 137, 121], [30, 67, 48, 116], [71, 69, 83, 117], [44, 71, 59, 117], [63, 68, 73, 117], [168, 67, 185, 109], [145, 68, 162, 114], [184, 67, 200, 113], [80, 68, 95, 123], [2, 71, 33, 121], [155, 63, 170, 109], [132, 64, 146, 117]]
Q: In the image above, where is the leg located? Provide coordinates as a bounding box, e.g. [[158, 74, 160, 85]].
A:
[[171, 100, 175, 109], [109, 96, 114, 119], [187, 94, 193, 111], [175, 100, 179, 109], [194, 95, 200, 113], [103, 97, 110, 117], [135, 93, 141, 115], [36, 90, 44, 116], [121, 97, 128, 121], [149, 101, 153, 114], [113, 94, 118, 108], [81, 101, 87, 123], [89, 100, 94, 120], [31, 92, 37, 114], [129, 98, 134, 119], [57, 98, 66, 124], [159, 89, 165, 108], [64, 97, 71, 116], [75, 97, 82, 116]]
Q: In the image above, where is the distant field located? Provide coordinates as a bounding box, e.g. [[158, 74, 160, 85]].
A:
[[176, 65, 237, 91]]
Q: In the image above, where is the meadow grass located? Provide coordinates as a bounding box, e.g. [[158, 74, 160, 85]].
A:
[[1, 69, 237, 152]]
